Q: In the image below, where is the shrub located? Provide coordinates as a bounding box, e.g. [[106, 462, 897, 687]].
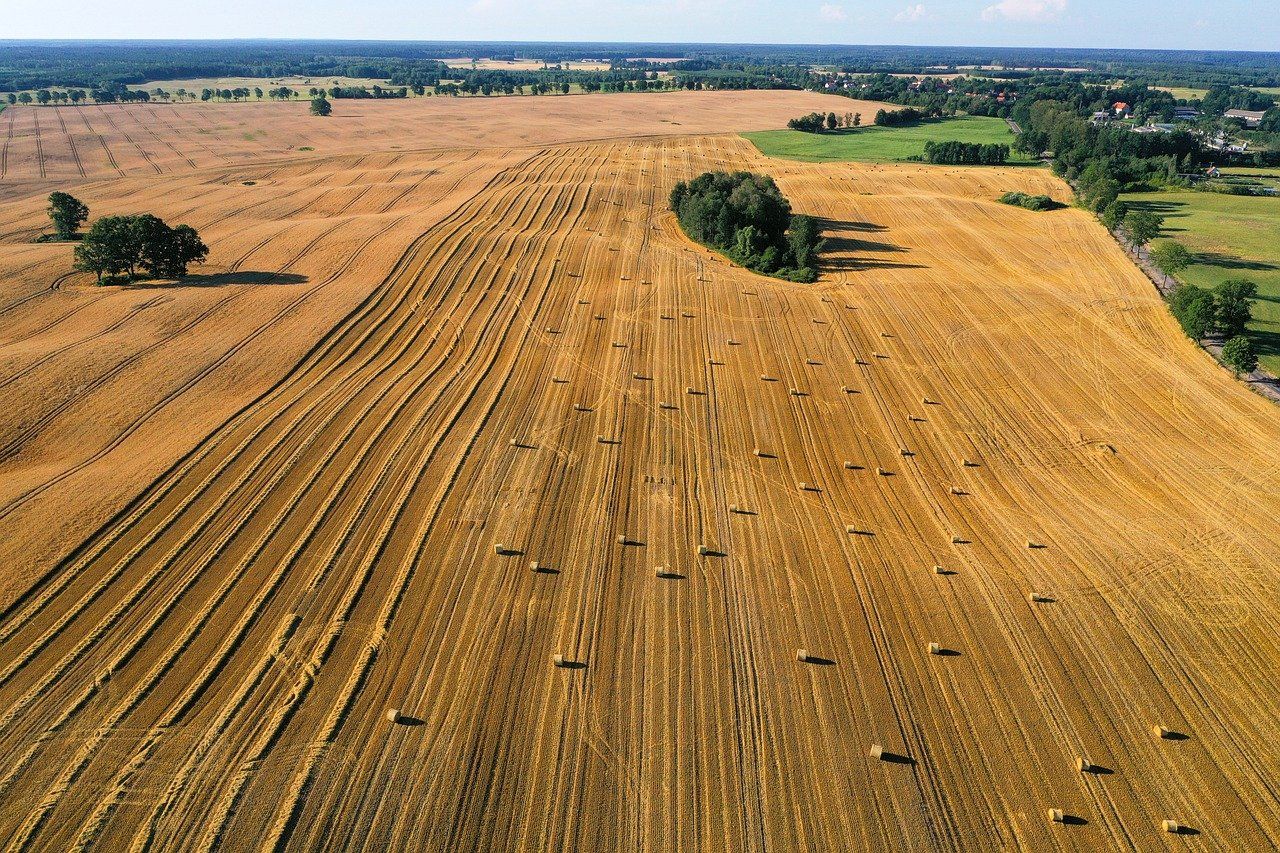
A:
[[998, 191, 1061, 211]]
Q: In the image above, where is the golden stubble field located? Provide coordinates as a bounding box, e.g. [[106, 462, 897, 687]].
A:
[[0, 91, 1277, 851]]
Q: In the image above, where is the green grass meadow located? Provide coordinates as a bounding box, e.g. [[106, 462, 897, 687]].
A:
[[741, 116, 1035, 164], [1122, 188, 1280, 373]]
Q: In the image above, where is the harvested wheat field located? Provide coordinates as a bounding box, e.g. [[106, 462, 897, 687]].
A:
[[0, 90, 893, 193], [0, 92, 1278, 851]]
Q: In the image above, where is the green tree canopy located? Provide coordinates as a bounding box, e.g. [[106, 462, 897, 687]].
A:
[[670, 171, 824, 282], [47, 191, 89, 240], [1215, 279, 1258, 338], [1169, 284, 1217, 340], [1122, 209, 1164, 246], [1221, 335, 1258, 376], [73, 214, 207, 284], [310, 95, 332, 116], [1150, 241, 1193, 276]]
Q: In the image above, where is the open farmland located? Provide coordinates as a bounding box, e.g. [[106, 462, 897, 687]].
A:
[[1121, 187, 1280, 372], [0, 92, 1278, 851], [743, 116, 1034, 164], [0, 90, 893, 195]]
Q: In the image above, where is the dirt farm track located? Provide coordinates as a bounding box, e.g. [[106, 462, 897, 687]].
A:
[[0, 91, 1278, 850]]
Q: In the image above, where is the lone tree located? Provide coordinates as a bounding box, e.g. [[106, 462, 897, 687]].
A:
[[47, 192, 89, 240], [1215, 278, 1258, 338], [310, 95, 332, 117], [1122, 209, 1164, 246], [73, 214, 207, 284], [1169, 284, 1217, 340], [1150, 241, 1193, 276], [826, 111, 839, 131], [1221, 335, 1258, 377]]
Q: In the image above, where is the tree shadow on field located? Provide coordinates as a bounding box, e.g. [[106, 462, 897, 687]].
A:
[[135, 271, 310, 288], [817, 217, 925, 272], [1123, 198, 1190, 233], [1194, 252, 1277, 272]]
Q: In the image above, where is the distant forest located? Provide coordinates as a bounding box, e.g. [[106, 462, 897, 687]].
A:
[[1, 40, 1279, 92]]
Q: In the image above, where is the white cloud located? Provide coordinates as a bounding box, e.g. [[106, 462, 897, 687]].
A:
[[981, 0, 1066, 22], [894, 3, 928, 21], [819, 4, 847, 21]]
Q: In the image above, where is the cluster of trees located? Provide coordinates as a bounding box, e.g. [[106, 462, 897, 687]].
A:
[[997, 191, 1060, 211], [1017, 99, 1202, 214], [669, 171, 824, 283], [320, 85, 409, 99], [45, 193, 209, 284], [788, 112, 829, 132], [1169, 280, 1259, 374], [874, 107, 935, 127], [787, 111, 861, 132], [5, 89, 89, 105], [922, 140, 1009, 165], [310, 96, 332, 116], [74, 214, 208, 283], [1200, 84, 1276, 115], [1102, 205, 1165, 246], [197, 86, 300, 101], [200, 87, 253, 101]]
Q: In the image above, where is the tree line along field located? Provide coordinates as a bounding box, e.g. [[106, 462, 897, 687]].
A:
[[1121, 186, 1280, 373], [0, 91, 1279, 849], [124, 75, 403, 98], [741, 115, 1036, 164]]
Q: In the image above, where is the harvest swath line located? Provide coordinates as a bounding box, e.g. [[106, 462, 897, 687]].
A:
[[0, 296, 167, 393], [0, 149, 544, 629], [74, 108, 125, 178], [130, 107, 198, 171], [52, 109, 87, 178], [29, 109, 46, 180], [94, 105, 163, 176], [0, 107, 14, 179], [0, 155, 560, 846]]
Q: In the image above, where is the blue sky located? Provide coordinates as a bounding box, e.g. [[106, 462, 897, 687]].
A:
[[5, 0, 1275, 51]]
